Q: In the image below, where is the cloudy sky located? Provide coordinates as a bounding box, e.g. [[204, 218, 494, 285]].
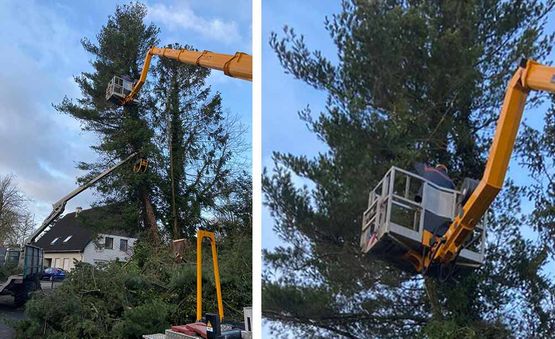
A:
[[0, 0, 251, 227]]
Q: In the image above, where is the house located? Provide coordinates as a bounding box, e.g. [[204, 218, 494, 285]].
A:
[[34, 206, 137, 271]]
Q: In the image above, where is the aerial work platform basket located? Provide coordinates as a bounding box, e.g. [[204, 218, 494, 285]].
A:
[[360, 167, 485, 273], [106, 76, 136, 104]]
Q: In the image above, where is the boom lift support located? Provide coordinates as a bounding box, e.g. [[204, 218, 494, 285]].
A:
[[195, 230, 223, 322], [29, 152, 147, 243], [361, 59, 555, 277], [106, 47, 252, 106]]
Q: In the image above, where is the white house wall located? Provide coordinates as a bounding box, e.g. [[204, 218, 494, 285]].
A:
[[44, 252, 83, 271], [82, 234, 137, 265]]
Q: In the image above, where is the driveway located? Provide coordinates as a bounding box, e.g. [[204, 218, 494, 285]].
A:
[[0, 295, 24, 339], [0, 280, 63, 338]]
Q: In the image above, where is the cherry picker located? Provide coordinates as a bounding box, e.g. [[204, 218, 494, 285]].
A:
[[105, 47, 252, 106], [361, 59, 555, 280]]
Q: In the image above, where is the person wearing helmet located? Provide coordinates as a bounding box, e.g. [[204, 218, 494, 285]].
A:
[[414, 163, 455, 190], [413, 162, 456, 239]]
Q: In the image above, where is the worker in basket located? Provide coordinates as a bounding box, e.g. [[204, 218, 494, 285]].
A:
[[414, 163, 455, 190], [413, 162, 456, 239]]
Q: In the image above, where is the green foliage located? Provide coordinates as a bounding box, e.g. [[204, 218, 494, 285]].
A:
[[263, 0, 555, 337], [420, 318, 510, 339], [217, 228, 252, 315], [16, 235, 250, 338], [112, 299, 172, 338]]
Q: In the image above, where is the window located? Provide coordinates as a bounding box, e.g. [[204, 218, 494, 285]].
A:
[[105, 237, 113, 249], [63, 235, 72, 243], [54, 258, 61, 268], [120, 239, 128, 252], [50, 237, 59, 245]]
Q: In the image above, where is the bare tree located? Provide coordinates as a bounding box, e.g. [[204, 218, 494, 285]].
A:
[[4, 212, 36, 246], [0, 175, 34, 246]]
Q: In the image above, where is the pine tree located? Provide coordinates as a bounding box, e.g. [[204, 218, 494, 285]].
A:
[[263, 0, 555, 337], [55, 3, 161, 242]]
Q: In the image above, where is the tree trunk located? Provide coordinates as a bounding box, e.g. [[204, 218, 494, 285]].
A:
[[424, 276, 443, 321], [169, 122, 180, 240], [141, 191, 160, 243]]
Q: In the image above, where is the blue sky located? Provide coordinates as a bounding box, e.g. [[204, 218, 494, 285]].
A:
[[262, 1, 340, 253], [0, 0, 251, 226], [262, 1, 555, 334]]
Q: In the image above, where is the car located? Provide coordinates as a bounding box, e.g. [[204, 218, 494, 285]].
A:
[[41, 267, 66, 281]]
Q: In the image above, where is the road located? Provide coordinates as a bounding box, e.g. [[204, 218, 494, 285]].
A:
[[0, 281, 63, 338]]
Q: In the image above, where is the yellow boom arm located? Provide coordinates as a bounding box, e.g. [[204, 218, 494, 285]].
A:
[[429, 60, 555, 267], [122, 47, 252, 105]]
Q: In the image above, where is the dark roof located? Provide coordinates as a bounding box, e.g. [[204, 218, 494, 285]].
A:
[[33, 205, 133, 253], [34, 212, 94, 252]]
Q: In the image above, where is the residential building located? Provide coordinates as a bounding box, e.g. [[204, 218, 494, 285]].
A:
[[34, 207, 137, 271]]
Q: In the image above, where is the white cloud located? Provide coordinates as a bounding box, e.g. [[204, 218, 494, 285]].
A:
[[147, 3, 241, 45], [0, 1, 98, 225]]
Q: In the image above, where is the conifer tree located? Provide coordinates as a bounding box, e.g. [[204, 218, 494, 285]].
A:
[[56, 3, 160, 241], [263, 1, 555, 337]]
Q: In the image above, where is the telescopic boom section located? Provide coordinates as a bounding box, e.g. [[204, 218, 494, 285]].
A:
[[428, 60, 555, 268], [28, 152, 143, 244], [121, 47, 252, 106]]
